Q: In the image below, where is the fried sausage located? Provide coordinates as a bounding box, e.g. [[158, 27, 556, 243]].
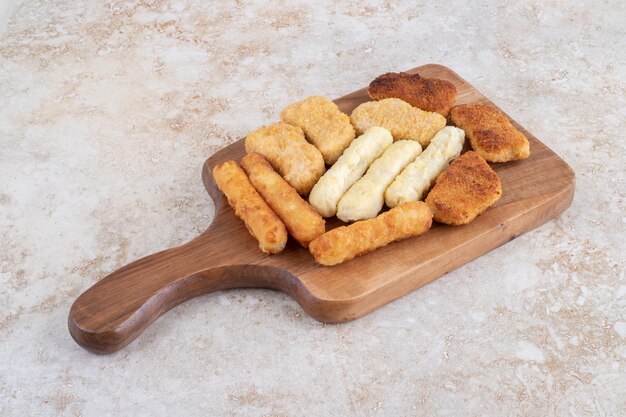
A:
[[213, 160, 287, 254], [241, 152, 325, 247], [309, 201, 433, 266]]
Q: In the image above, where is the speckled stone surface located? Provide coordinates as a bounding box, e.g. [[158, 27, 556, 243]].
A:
[[1, 1, 624, 415]]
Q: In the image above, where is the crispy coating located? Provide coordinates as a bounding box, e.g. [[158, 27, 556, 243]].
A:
[[241, 153, 325, 247], [425, 151, 502, 225], [336, 140, 422, 222], [309, 201, 433, 266], [309, 126, 393, 218], [280, 96, 356, 165], [245, 123, 325, 195], [213, 160, 287, 254], [350, 98, 446, 147], [450, 104, 530, 162], [368, 72, 457, 116]]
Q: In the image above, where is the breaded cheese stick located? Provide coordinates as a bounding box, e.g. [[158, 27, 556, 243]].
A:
[[280, 96, 356, 165], [309, 201, 433, 266], [385, 126, 465, 208], [245, 123, 325, 195], [241, 153, 325, 247], [213, 160, 287, 254], [336, 140, 422, 222], [308, 126, 393, 217], [350, 98, 446, 147]]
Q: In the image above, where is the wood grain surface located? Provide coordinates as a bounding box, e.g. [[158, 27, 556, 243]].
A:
[[68, 64, 575, 354]]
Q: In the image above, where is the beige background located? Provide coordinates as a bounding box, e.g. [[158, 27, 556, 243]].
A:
[[1, 1, 624, 416]]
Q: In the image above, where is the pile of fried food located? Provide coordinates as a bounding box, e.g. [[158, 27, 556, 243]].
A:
[[214, 71, 530, 266]]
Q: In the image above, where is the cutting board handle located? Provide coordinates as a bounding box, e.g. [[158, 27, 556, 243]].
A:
[[68, 221, 297, 354]]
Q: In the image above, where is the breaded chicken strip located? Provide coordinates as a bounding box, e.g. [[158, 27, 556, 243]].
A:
[[337, 140, 422, 222], [425, 151, 502, 225], [350, 98, 446, 147], [450, 104, 530, 162], [245, 123, 325, 195], [368, 72, 457, 116], [309, 201, 433, 266], [213, 160, 288, 254], [280, 96, 356, 165], [241, 153, 325, 247], [309, 126, 393, 218]]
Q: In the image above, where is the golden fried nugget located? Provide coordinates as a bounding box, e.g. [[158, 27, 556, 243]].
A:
[[309, 201, 433, 266], [350, 98, 446, 147], [245, 123, 325, 195], [213, 160, 287, 254], [241, 153, 325, 247], [425, 151, 502, 225], [450, 104, 530, 162], [368, 72, 457, 116], [280, 96, 356, 165]]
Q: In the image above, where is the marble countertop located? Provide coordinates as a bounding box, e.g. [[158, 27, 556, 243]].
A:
[[1, 1, 624, 415]]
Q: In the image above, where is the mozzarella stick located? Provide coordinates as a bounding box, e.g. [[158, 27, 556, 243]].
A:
[[213, 160, 287, 254], [309, 201, 433, 266], [309, 126, 393, 217], [241, 153, 325, 247], [336, 140, 422, 222], [385, 126, 465, 208]]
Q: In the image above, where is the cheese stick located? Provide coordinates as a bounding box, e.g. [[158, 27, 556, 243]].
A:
[[309, 126, 393, 217], [241, 153, 325, 247], [309, 201, 433, 266], [385, 126, 465, 208], [281, 96, 356, 165], [213, 160, 287, 254], [336, 140, 422, 222]]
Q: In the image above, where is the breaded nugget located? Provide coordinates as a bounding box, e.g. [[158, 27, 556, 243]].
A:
[[241, 153, 325, 247], [425, 151, 502, 225], [385, 126, 465, 208], [350, 98, 446, 147], [245, 122, 325, 195], [368, 72, 457, 116], [337, 140, 422, 222], [280, 96, 356, 165], [213, 160, 288, 254], [450, 104, 530, 162], [309, 126, 393, 217], [309, 201, 433, 266]]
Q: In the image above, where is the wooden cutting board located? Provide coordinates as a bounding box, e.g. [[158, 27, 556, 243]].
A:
[[68, 64, 575, 354]]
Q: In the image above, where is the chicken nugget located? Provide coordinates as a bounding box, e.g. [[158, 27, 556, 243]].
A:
[[309, 126, 393, 218], [385, 126, 465, 208], [309, 201, 433, 266], [337, 140, 422, 222], [213, 160, 287, 254], [241, 152, 325, 247], [425, 151, 502, 225], [350, 98, 446, 147], [245, 122, 325, 195], [280, 96, 356, 165], [368, 72, 457, 116], [450, 104, 530, 162]]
